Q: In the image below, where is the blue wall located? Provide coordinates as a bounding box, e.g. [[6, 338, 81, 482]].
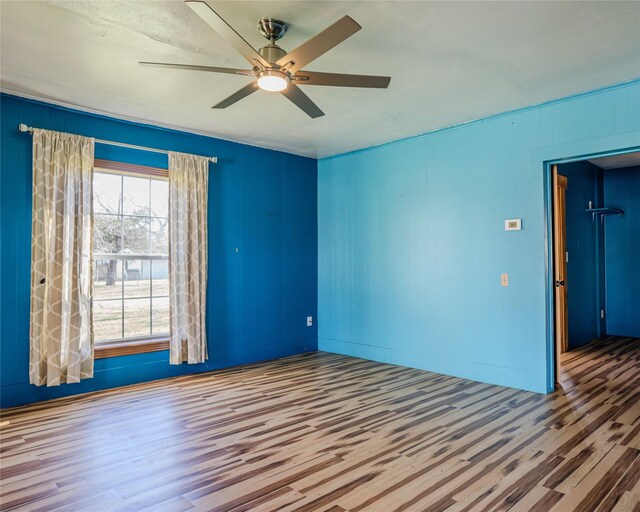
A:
[[603, 166, 640, 337], [558, 161, 606, 348], [0, 94, 318, 408], [318, 80, 640, 393]]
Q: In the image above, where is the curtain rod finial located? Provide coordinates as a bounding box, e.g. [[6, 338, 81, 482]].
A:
[[18, 123, 32, 133]]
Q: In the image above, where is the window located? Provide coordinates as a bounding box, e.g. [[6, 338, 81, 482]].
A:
[[92, 160, 170, 357]]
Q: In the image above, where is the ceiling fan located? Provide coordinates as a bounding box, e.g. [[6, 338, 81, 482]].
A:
[[140, 0, 391, 118]]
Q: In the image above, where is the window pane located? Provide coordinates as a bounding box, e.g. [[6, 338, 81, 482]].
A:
[[123, 176, 150, 216], [123, 216, 150, 254], [150, 180, 168, 218], [94, 173, 121, 214], [151, 260, 169, 297], [94, 259, 123, 301], [94, 213, 122, 254], [93, 170, 170, 345], [152, 297, 170, 335], [94, 300, 122, 342], [150, 218, 168, 254], [123, 259, 150, 298], [124, 298, 151, 338]]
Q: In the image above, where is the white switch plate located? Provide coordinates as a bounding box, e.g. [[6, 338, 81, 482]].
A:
[[505, 219, 522, 231], [501, 273, 509, 287], [307, 316, 313, 327]]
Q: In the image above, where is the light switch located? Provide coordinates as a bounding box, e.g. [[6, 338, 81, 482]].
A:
[[505, 219, 522, 231], [307, 316, 313, 327], [501, 273, 509, 287]]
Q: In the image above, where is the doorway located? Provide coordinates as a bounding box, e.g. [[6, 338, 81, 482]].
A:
[[550, 149, 640, 386]]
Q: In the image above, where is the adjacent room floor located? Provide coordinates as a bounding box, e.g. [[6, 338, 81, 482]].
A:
[[1, 336, 638, 512]]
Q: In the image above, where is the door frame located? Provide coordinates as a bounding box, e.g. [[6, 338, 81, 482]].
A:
[[543, 145, 640, 392], [553, 167, 568, 385]]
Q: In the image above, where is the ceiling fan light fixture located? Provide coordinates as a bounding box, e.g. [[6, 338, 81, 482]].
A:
[[257, 70, 289, 92]]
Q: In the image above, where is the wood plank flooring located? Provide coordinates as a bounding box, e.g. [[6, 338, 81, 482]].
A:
[[1, 335, 639, 511]]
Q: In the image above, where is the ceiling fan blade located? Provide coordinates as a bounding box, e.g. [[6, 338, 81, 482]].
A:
[[276, 16, 361, 74], [140, 62, 254, 76], [280, 84, 324, 118], [293, 71, 390, 88], [212, 82, 259, 109], [185, 1, 270, 69]]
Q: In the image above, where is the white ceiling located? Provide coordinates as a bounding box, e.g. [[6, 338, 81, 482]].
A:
[[589, 152, 640, 169], [2, 1, 640, 158]]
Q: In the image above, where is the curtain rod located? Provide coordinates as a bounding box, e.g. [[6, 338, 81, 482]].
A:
[[17, 124, 217, 164]]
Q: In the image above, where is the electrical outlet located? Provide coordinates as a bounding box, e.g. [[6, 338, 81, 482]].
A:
[[501, 273, 509, 287], [307, 316, 313, 327]]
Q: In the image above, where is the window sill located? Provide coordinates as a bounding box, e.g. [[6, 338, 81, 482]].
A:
[[95, 338, 169, 359]]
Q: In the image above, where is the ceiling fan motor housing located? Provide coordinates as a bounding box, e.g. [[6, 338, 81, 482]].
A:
[[257, 19, 289, 65], [258, 44, 287, 65]]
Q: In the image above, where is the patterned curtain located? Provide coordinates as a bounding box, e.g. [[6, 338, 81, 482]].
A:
[[30, 129, 95, 386], [168, 152, 209, 364]]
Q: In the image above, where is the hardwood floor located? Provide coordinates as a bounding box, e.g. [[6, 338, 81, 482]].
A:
[[1, 335, 639, 511]]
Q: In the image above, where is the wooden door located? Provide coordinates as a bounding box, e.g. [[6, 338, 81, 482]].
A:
[[553, 165, 568, 383]]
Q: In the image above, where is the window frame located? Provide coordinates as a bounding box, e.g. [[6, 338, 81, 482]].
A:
[[92, 159, 170, 358]]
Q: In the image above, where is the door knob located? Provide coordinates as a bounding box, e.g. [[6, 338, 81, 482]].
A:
[[555, 280, 565, 287]]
